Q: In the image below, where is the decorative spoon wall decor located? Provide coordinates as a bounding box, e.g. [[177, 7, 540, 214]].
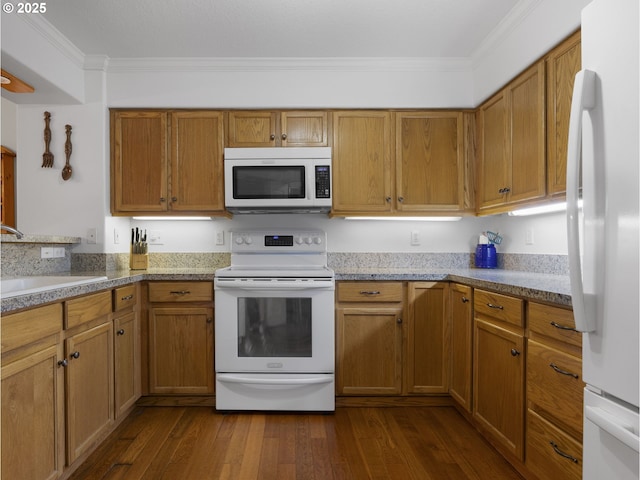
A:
[[42, 111, 53, 168], [62, 124, 73, 180]]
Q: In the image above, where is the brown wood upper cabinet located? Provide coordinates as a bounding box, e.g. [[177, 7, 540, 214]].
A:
[[110, 110, 225, 216], [226, 111, 329, 147], [546, 30, 581, 198], [332, 110, 471, 216], [477, 61, 546, 214]]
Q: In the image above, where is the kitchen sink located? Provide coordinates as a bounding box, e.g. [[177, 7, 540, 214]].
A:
[[1, 275, 108, 298]]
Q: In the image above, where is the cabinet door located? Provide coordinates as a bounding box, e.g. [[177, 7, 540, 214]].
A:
[[477, 91, 510, 211], [114, 311, 141, 419], [111, 111, 168, 213], [396, 112, 465, 212], [65, 321, 114, 464], [546, 31, 581, 197], [2, 344, 65, 480], [148, 306, 214, 394], [449, 283, 473, 412], [336, 306, 403, 395], [508, 62, 546, 204], [227, 111, 278, 147], [170, 111, 225, 212], [332, 111, 393, 214], [281, 111, 328, 146], [405, 282, 449, 394], [473, 319, 525, 460]]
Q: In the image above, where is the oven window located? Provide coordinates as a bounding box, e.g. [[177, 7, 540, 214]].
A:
[[237, 297, 312, 357], [233, 166, 305, 199]]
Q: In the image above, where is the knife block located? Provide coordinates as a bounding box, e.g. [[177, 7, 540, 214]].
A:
[[129, 252, 148, 270]]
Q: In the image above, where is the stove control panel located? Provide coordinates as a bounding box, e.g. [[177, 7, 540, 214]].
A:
[[231, 229, 326, 253]]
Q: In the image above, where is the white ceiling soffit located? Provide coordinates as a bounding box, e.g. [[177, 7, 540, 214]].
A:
[[34, 0, 538, 72]]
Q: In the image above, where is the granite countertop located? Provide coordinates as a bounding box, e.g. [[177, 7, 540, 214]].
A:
[[1, 267, 572, 314]]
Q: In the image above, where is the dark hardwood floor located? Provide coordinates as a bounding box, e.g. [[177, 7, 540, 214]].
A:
[[68, 406, 523, 480]]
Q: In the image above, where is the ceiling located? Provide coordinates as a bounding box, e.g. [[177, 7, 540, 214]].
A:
[[39, 0, 523, 59]]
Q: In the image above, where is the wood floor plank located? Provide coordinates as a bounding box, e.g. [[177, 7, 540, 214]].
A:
[[67, 406, 524, 480]]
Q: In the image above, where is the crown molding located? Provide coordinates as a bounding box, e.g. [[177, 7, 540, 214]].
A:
[[19, 14, 85, 69], [105, 56, 472, 74]]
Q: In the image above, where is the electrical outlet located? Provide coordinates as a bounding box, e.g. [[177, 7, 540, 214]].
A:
[[114, 228, 120, 244], [410, 230, 421, 246], [215, 230, 224, 246], [525, 228, 535, 245], [41, 247, 54, 258], [87, 228, 98, 244], [53, 247, 65, 258], [149, 230, 163, 245]]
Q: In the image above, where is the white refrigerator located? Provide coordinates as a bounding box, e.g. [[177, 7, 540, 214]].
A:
[[566, 0, 640, 478]]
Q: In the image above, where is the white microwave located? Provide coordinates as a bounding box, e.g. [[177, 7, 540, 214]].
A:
[[224, 147, 332, 214]]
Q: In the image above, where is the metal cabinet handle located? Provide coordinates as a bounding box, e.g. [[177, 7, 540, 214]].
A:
[[71, 351, 80, 359], [461, 297, 469, 303], [498, 187, 511, 194], [160, 197, 166, 202], [171, 197, 178, 202], [117, 329, 125, 336], [170, 290, 191, 296], [281, 133, 287, 140], [270, 134, 276, 140], [397, 318, 403, 324], [359, 290, 380, 296], [549, 441, 579, 464], [510, 349, 520, 357], [385, 196, 392, 203], [550, 321, 578, 332], [57, 359, 68, 367], [549, 363, 579, 379], [398, 196, 404, 203], [487, 303, 504, 310], [207, 318, 213, 324], [121, 294, 134, 301]]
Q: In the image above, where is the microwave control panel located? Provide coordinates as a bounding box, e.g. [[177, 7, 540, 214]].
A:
[[315, 166, 331, 198]]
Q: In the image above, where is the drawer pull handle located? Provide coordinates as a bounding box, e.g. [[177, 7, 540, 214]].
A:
[[461, 297, 469, 303], [549, 441, 579, 464], [549, 363, 579, 379], [487, 303, 504, 310], [121, 294, 134, 301], [359, 291, 381, 296], [550, 321, 578, 332], [170, 290, 191, 296]]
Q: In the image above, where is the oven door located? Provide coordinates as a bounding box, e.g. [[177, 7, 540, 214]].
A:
[[214, 278, 335, 374]]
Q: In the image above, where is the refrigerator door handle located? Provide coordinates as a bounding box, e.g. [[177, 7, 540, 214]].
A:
[[566, 69, 597, 332], [585, 405, 640, 453]]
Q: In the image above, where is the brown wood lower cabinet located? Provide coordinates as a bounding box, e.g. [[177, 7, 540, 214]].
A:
[[449, 283, 473, 412], [473, 290, 525, 461], [147, 282, 214, 395], [65, 321, 115, 464], [1, 303, 65, 480]]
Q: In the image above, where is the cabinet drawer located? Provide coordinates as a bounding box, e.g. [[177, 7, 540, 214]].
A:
[[113, 284, 138, 311], [474, 289, 523, 327], [528, 302, 581, 348], [65, 290, 112, 329], [1, 303, 63, 353], [148, 282, 213, 303], [337, 282, 403, 303], [527, 339, 584, 436], [526, 409, 582, 480]]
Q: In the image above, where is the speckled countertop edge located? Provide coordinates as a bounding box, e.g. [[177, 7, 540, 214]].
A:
[[1, 267, 572, 313]]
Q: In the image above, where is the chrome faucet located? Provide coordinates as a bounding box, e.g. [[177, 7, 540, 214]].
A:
[[1, 224, 24, 239]]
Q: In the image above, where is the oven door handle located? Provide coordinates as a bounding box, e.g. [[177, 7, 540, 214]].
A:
[[215, 280, 334, 290], [217, 373, 333, 386]]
